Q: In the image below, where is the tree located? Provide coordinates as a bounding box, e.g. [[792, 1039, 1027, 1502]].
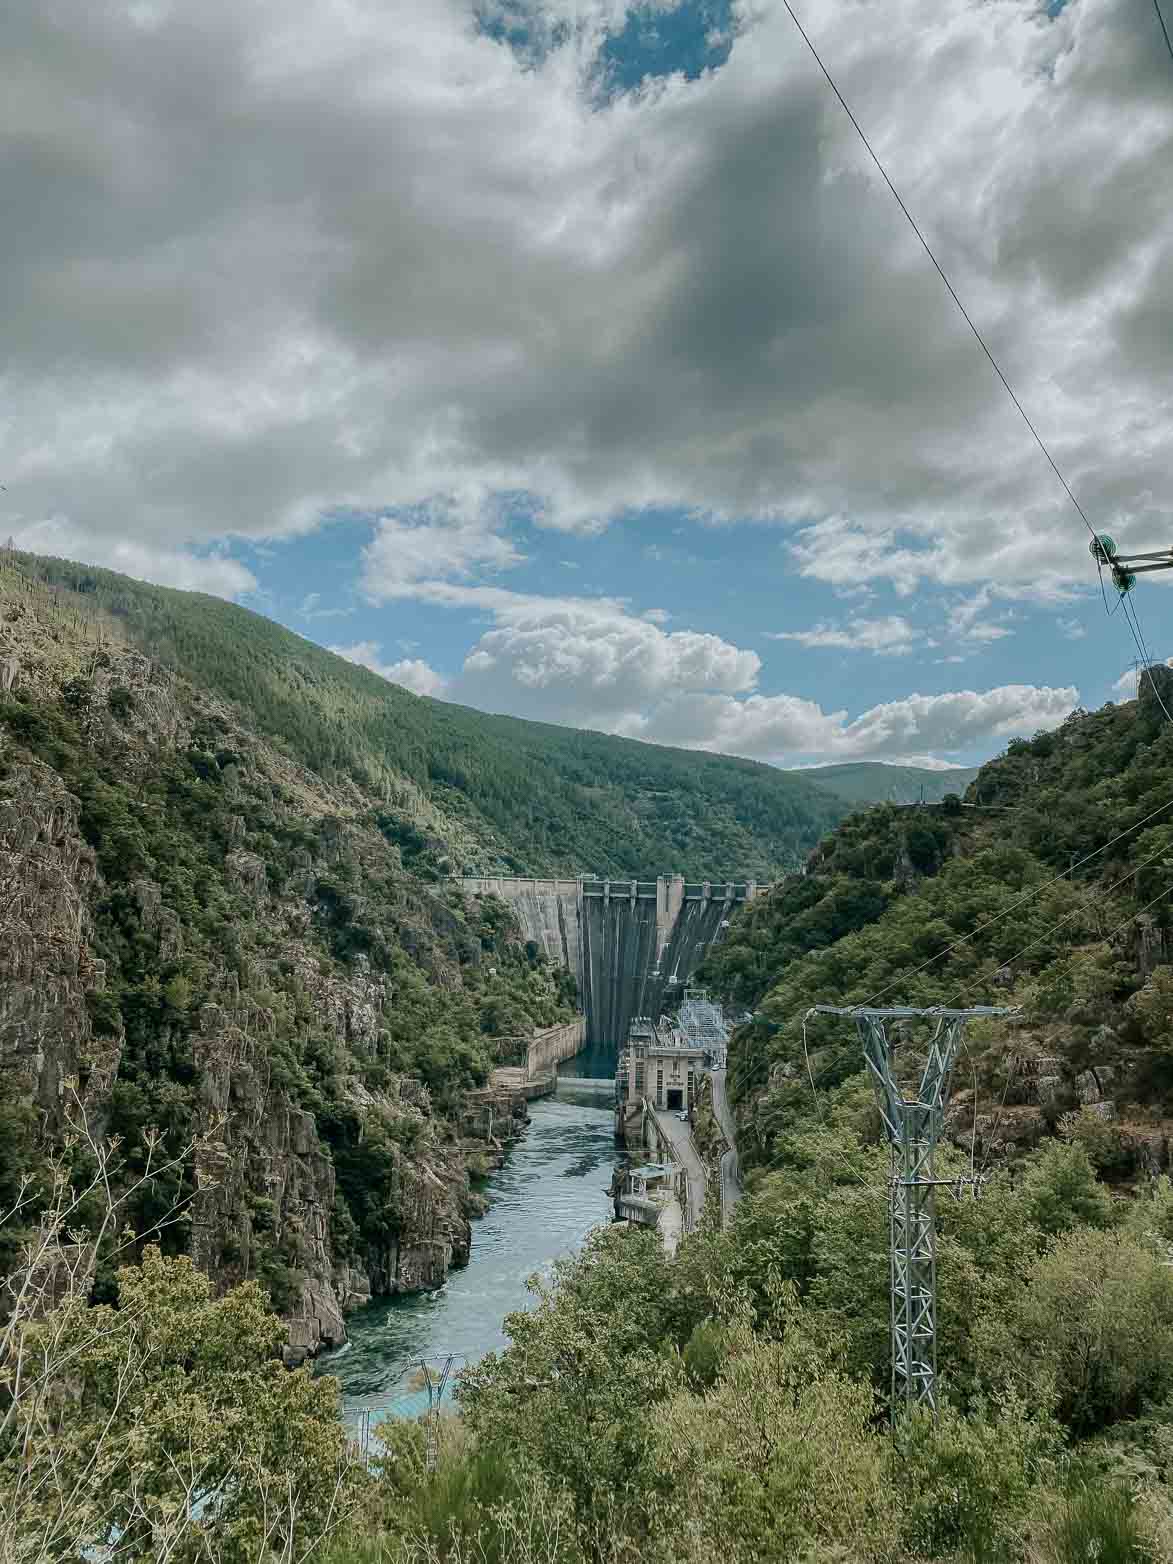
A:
[[459, 1227, 688, 1526], [1, 1247, 359, 1561], [650, 1332, 894, 1564], [0, 1107, 362, 1562], [1013, 1228, 1173, 1433]]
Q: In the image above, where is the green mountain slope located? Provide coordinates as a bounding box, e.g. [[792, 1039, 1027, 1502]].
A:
[[699, 674, 1173, 1177], [797, 760, 982, 805], [0, 559, 585, 1332], [3, 552, 843, 880]]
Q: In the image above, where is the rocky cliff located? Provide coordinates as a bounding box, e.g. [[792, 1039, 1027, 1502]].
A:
[[0, 566, 574, 1357]]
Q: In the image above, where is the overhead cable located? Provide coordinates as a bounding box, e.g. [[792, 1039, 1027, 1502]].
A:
[[1155, 0, 1173, 67], [725, 805, 1173, 1110], [1121, 594, 1173, 722], [776, 0, 1099, 545]]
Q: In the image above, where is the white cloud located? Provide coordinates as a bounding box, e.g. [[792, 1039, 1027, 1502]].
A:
[[329, 640, 449, 698], [456, 598, 759, 728], [0, 0, 1169, 594], [1112, 668, 1138, 699], [768, 615, 918, 655], [643, 682, 1078, 764], [1057, 616, 1088, 641], [8, 517, 255, 598], [362, 504, 525, 596], [1112, 658, 1173, 700], [427, 579, 1076, 763]]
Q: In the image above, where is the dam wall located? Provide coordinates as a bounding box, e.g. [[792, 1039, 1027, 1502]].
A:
[[455, 875, 758, 1065], [459, 877, 584, 990]]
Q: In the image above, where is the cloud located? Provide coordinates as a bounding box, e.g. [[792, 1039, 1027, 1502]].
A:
[[1057, 616, 1087, 641], [7, 517, 255, 598], [329, 640, 449, 697], [1112, 668, 1138, 699], [767, 615, 918, 655], [456, 598, 759, 728], [642, 682, 1079, 763], [1112, 657, 1173, 700], [0, 0, 1169, 593], [434, 583, 1075, 761], [361, 503, 525, 596]]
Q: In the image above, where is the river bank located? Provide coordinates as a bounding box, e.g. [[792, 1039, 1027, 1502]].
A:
[[317, 1072, 620, 1433]]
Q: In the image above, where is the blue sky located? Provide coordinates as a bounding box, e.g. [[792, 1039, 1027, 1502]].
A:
[[4, 0, 1171, 767]]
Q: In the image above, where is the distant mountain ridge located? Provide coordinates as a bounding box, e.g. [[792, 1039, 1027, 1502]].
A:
[[796, 761, 983, 805]]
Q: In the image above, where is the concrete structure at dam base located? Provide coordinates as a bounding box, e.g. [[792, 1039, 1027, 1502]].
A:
[[489, 1018, 586, 1101], [454, 875, 761, 1060]]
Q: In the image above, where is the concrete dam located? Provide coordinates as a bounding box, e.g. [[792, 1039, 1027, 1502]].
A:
[[456, 876, 760, 1067]]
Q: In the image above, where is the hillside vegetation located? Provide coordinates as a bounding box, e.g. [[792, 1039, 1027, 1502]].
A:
[[700, 673, 1173, 1179], [317, 680, 1173, 1564], [3, 551, 844, 880], [798, 759, 983, 805], [0, 555, 579, 1337]]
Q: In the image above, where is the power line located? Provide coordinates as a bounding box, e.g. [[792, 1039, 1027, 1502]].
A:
[[1121, 593, 1173, 722], [776, 0, 1099, 545], [777, 0, 1173, 706], [726, 810, 1173, 1113], [1155, 0, 1173, 67], [860, 786, 1173, 1008]]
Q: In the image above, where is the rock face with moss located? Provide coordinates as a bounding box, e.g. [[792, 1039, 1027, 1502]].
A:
[[0, 564, 577, 1355]]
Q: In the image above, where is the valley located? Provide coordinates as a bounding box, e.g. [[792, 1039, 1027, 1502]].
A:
[[5, 550, 1173, 1562]]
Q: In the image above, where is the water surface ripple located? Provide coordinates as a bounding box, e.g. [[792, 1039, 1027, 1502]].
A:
[[318, 1075, 619, 1430]]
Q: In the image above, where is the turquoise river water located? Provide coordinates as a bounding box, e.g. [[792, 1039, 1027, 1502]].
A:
[[317, 1068, 620, 1433]]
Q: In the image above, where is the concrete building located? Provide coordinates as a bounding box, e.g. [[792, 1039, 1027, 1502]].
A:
[[616, 1016, 706, 1117], [614, 1162, 685, 1252]]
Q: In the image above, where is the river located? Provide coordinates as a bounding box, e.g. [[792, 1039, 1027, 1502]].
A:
[[317, 1068, 619, 1433]]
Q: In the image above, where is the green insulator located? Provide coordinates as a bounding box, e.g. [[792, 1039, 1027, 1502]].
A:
[[1090, 533, 1117, 563]]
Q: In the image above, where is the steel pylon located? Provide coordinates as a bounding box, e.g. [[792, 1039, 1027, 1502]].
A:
[[813, 1005, 1015, 1416]]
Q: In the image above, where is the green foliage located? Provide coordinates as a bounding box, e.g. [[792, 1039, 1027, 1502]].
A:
[[888, 1403, 1060, 1561], [1013, 1229, 1173, 1435], [0, 625, 580, 1288], [6, 550, 845, 878], [460, 1227, 692, 1525], [651, 1334, 894, 1563], [0, 1247, 359, 1561], [1039, 1478, 1159, 1564], [1020, 1143, 1115, 1238]]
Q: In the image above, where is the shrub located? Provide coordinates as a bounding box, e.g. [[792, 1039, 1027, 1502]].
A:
[[1035, 1478, 1158, 1564], [1014, 1229, 1173, 1434]]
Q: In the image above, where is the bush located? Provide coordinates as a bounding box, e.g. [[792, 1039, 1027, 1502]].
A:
[[1035, 1478, 1158, 1564], [888, 1402, 1059, 1561], [1014, 1229, 1173, 1434]]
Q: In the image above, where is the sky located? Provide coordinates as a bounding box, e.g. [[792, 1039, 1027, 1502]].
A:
[[3, 0, 1171, 769]]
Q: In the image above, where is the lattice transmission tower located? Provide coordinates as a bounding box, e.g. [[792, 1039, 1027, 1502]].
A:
[[813, 1004, 1016, 1416]]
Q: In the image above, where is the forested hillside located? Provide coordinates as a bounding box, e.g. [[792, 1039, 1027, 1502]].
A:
[[700, 669, 1173, 1175], [3, 552, 844, 880], [0, 556, 579, 1358], [799, 759, 983, 805]]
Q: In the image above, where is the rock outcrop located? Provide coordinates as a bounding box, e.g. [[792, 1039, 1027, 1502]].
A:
[[0, 762, 117, 1129], [1, 580, 572, 1359]]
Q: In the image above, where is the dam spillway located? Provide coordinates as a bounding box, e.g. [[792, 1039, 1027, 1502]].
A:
[[455, 876, 759, 1063]]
